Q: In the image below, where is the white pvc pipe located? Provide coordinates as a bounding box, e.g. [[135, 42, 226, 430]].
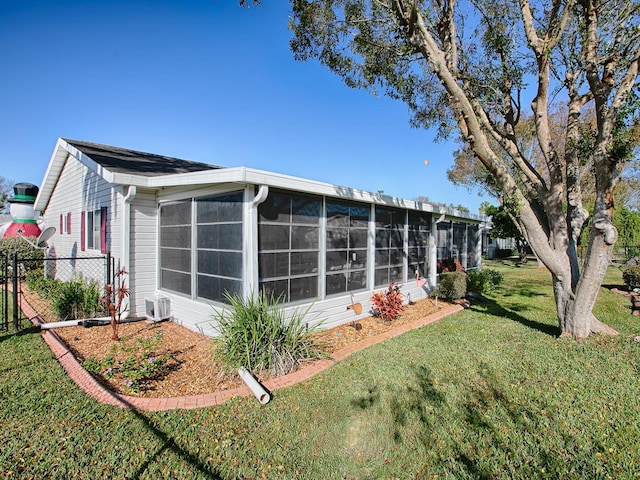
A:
[[40, 312, 139, 330], [40, 319, 86, 329], [238, 367, 271, 404]]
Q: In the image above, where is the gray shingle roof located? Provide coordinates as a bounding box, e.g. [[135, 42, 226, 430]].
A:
[[64, 139, 223, 177]]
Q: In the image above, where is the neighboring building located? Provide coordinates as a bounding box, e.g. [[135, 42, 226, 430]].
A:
[[34, 138, 487, 336]]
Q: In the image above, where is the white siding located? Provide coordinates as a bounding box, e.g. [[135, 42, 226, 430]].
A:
[[128, 190, 158, 316], [42, 154, 115, 284]]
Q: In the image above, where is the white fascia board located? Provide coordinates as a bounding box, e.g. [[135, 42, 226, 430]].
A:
[[107, 163, 485, 223], [34, 138, 69, 211], [240, 168, 449, 216], [146, 166, 248, 188], [444, 209, 484, 222], [110, 172, 153, 188], [62, 140, 117, 184], [36, 138, 121, 211]]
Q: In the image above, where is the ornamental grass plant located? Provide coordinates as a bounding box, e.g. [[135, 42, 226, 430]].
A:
[[212, 291, 325, 376]]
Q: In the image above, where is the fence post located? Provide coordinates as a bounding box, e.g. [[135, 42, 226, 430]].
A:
[[2, 252, 7, 331], [12, 253, 19, 331], [106, 251, 111, 286]]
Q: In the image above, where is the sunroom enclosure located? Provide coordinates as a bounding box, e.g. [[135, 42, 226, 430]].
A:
[[35, 139, 486, 338], [158, 185, 483, 334]]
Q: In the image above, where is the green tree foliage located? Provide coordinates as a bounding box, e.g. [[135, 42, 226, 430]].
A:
[[615, 208, 640, 248], [485, 203, 529, 262]]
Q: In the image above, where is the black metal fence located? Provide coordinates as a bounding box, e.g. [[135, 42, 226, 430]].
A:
[[1, 252, 110, 332]]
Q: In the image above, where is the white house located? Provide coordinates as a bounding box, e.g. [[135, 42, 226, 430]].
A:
[[34, 138, 487, 336]]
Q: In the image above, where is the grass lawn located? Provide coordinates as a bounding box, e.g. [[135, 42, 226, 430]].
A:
[[1, 260, 639, 479]]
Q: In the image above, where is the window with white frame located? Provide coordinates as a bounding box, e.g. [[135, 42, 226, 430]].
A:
[[159, 200, 192, 296], [159, 192, 244, 303], [466, 224, 479, 268], [258, 190, 321, 302], [325, 200, 369, 295], [86, 209, 101, 250], [453, 222, 467, 266], [374, 206, 405, 287], [196, 192, 244, 302]]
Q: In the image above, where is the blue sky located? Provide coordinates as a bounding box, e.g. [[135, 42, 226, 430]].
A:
[[0, 0, 490, 213]]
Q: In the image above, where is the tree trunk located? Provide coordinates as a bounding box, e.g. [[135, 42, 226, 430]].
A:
[[560, 205, 620, 338]]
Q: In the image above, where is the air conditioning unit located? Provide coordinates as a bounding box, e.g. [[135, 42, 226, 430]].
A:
[[145, 295, 171, 322]]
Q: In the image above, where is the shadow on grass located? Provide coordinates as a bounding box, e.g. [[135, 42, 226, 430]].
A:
[[0, 325, 41, 344], [467, 297, 560, 337], [118, 398, 224, 480], [384, 362, 593, 479]]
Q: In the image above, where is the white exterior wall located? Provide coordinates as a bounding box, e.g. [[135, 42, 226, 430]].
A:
[[128, 189, 158, 317], [42, 154, 116, 284]]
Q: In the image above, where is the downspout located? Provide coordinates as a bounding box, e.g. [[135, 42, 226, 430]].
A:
[[247, 185, 269, 292], [122, 186, 137, 313], [252, 184, 269, 207]]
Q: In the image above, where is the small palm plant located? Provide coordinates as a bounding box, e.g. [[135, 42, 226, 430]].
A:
[[213, 291, 325, 377]]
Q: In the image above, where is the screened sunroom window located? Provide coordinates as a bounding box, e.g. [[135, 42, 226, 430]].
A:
[[196, 192, 244, 303], [160, 200, 192, 296], [258, 190, 321, 302], [325, 201, 369, 295], [408, 211, 431, 280], [466, 224, 479, 269], [374, 206, 405, 287], [159, 192, 244, 303], [453, 222, 467, 266], [437, 221, 452, 262]]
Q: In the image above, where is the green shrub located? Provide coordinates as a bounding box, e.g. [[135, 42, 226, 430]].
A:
[[622, 265, 640, 290], [51, 276, 102, 320], [82, 332, 169, 394], [495, 248, 515, 258], [438, 271, 467, 300], [25, 269, 61, 299], [213, 291, 326, 376], [0, 237, 44, 273], [466, 268, 504, 294]]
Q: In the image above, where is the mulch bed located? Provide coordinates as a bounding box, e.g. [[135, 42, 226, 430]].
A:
[[22, 286, 448, 398]]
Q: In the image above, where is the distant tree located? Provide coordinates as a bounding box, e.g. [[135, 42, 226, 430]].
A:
[[289, 0, 640, 338], [485, 203, 529, 262], [613, 207, 640, 257], [0, 176, 13, 214], [414, 195, 470, 214], [478, 201, 493, 216]]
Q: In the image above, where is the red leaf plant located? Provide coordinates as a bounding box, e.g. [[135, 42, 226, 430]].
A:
[[100, 267, 129, 340], [370, 282, 405, 322], [437, 257, 464, 274]]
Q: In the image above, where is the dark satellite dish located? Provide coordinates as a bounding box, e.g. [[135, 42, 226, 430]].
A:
[[17, 226, 56, 249]]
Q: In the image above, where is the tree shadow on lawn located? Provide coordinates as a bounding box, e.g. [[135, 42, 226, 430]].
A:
[[118, 398, 224, 480], [357, 363, 590, 479], [466, 297, 560, 337], [0, 325, 41, 344]]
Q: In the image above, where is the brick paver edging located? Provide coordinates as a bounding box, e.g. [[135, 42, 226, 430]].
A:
[[27, 302, 463, 411]]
